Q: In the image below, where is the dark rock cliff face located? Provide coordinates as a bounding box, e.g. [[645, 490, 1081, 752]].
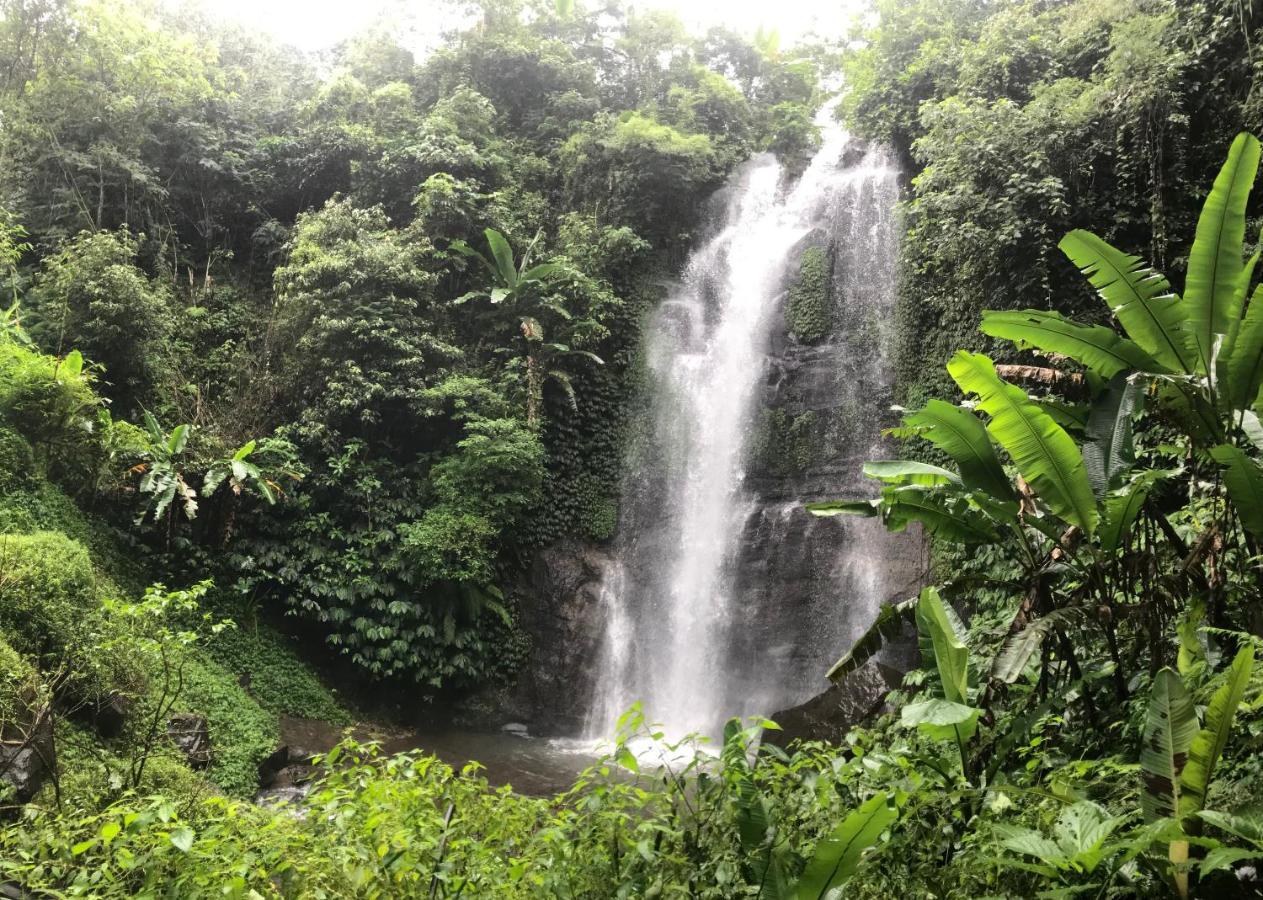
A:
[[455, 538, 608, 735], [721, 159, 926, 719]]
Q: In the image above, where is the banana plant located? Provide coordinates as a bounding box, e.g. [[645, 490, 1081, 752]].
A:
[[812, 351, 1146, 704], [133, 411, 197, 525], [815, 134, 1263, 711], [450, 228, 602, 426], [1140, 647, 1255, 898], [202, 440, 280, 505], [978, 133, 1263, 534]]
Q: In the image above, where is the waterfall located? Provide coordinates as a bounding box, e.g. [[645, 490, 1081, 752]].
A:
[[587, 105, 909, 741]]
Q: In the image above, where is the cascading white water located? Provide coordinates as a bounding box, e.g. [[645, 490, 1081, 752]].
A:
[[587, 105, 906, 741]]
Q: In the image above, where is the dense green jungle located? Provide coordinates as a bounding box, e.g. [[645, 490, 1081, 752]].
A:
[[6, 0, 1263, 896]]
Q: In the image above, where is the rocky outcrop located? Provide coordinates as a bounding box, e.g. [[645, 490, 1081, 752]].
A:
[[767, 661, 903, 747], [167, 713, 212, 769], [0, 711, 53, 804], [454, 538, 609, 734]]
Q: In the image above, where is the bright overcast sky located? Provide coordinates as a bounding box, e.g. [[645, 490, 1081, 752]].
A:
[[199, 0, 859, 54]]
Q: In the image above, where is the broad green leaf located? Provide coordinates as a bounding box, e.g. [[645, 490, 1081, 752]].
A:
[[980, 309, 1162, 378], [521, 262, 566, 283], [948, 352, 1098, 533], [862, 460, 961, 486], [1060, 229, 1194, 373], [807, 499, 878, 517], [484, 228, 518, 287], [900, 697, 981, 743], [1083, 375, 1144, 496], [878, 486, 1000, 544], [448, 239, 497, 281], [826, 597, 917, 683], [170, 826, 195, 853], [168, 423, 190, 456], [902, 400, 1014, 501], [233, 440, 256, 460], [1141, 669, 1197, 823], [916, 587, 968, 704], [993, 825, 1063, 864], [1185, 133, 1261, 375], [991, 607, 1086, 684], [794, 792, 896, 899], [1099, 470, 1173, 554], [1210, 444, 1263, 537], [1199, 809, 1263, 849], [1223, 284, 1263, 411], [1182, 646, 1254, 818], [61, 348, 84, 379]]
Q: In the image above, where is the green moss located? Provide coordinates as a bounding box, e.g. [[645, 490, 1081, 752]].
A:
[[204, 619, 349, 724], [786, 246, 832, 344], [750, 407, 820, 477], [170, 652, 279, 799]]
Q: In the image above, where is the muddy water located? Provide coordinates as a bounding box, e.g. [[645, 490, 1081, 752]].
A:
[[260, 717, 600, 801]]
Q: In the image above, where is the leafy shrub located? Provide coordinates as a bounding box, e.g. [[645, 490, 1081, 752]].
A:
[[0, 634, 37, 728], [0, 531, 99, 662], [26, 229, 173, 412], [0, 341, 102, 487], [170, 653, 278, 799], [0, 425, 35, 494], [203, 618, 349, 724]]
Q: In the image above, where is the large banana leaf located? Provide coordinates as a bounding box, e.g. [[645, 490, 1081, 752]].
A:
[[1210, 444, 1263, 538], [916, 587, 968, 704], [862, 460, 961, 486], [902, 399, 1014, 501], [793, 792, 897, 900], [1099, 469, 1174, 554], [980, 309, 1162, 378], [484, 228, 518, 287], [809, 487, 999, 544], [1222, 284, 1263, 411], [1141, 669, 1197, 823], [807, 499, 879, 517], [1059, 229, 1194, 374], [1083, 374, 1144, 496], [826, 597, 917, 683], [949, 351, 1098, 534], [991, 606, 1087, 684], [1185, 133, 1260, 375], [879, 486, 1000, 543], [1181, 646, 1254, 819]]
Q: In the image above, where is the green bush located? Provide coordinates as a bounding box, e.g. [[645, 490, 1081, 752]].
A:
[[0, 531, 99, 661], [167, 652, 279, 800], [0, 634, 37, 729], [0, 342, 103, 487], [0, 425, 35, 494]]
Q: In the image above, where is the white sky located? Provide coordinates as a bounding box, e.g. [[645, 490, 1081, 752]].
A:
[[200, 0, 857, 54]]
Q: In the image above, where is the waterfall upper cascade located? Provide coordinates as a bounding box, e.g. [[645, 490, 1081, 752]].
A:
[[587, 107, 918, 742]]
